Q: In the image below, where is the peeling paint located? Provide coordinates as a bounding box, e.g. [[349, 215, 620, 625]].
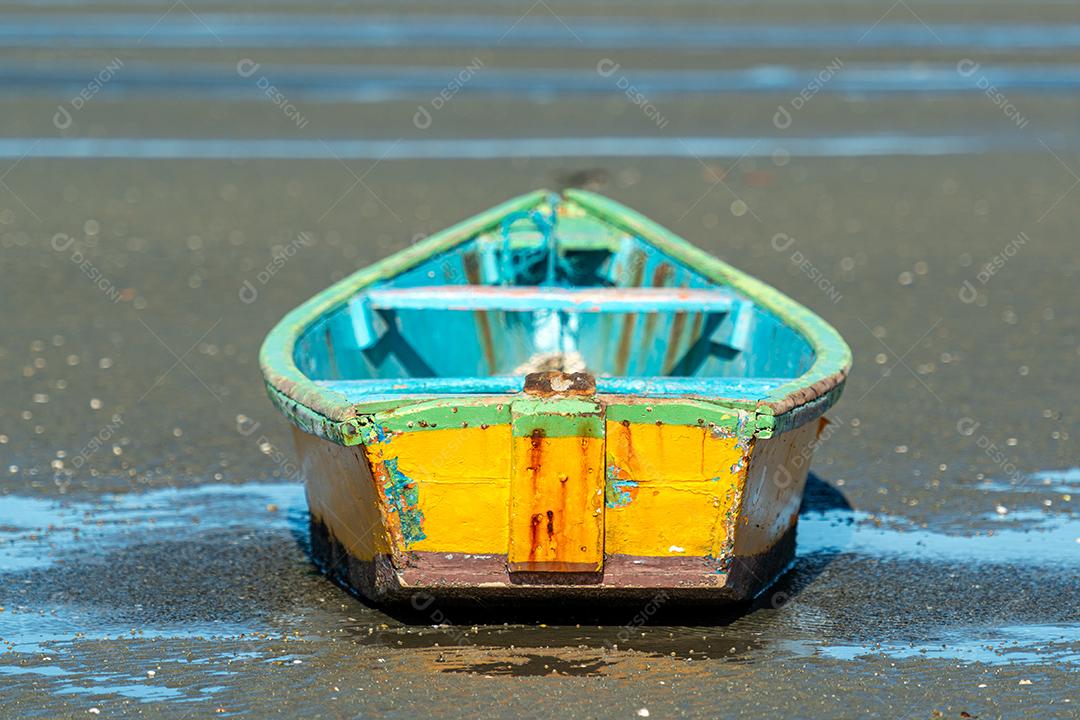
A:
[[382, 458, 426, 546], [605, 463, 638, 508], [709, 421, 735, 439], [363, 422, 393, 445], [734, 411, 752, 448], [729, 411, 754, 474]]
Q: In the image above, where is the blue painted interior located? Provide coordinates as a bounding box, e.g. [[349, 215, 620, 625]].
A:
[[293, 204, 816, 400]]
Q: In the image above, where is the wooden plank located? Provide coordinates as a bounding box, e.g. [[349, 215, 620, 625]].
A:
[[604, 419, 748, 559], [507, 398, 605, 573], [364, 285, 736, 314]]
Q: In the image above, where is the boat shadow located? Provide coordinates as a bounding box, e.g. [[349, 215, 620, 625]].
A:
[[297, 473, 851, 629]]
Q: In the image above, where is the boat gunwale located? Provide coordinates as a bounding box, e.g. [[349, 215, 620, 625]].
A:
[[259, 189, 851, 446], [564, 189, 852, 417]]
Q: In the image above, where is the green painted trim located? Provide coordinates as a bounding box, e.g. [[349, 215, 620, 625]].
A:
[[259, 190, 550, 443], [365, 397, 513, 439], [512, 397, 601, 416], [361, 396, 762, 439], [604, 400, 756, 438], [754, 412, 776, 439], [264, 380, 363, 445], [512, 398, 605, 439], [563, 189, 852, 415]]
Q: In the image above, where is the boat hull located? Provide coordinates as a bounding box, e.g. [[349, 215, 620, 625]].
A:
[[293, 408, 823, 604]]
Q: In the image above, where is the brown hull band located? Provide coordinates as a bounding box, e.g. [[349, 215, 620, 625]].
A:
[[309, 516, 797, 605]]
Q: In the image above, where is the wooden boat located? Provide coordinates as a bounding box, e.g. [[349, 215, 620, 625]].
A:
[[260, 190, 850, 604]]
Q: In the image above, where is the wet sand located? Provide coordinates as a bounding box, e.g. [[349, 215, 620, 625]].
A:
[[1, 1, 1077, 717]]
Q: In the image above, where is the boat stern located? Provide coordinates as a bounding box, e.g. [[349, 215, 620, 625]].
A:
[[295, 376, 824, 604]]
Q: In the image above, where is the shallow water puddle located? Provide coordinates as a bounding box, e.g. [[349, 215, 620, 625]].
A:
[[0, 482, 304, 572], [817, 624, 1080, 666], [798, 507, 1079, 565], [0, 628, 274, 705], [0, 606, 264, 655]]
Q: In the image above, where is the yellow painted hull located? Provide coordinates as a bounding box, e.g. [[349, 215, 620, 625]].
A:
[[294, 413, 823, 603]]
